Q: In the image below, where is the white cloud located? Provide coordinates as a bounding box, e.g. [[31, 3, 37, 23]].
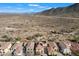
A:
[[28, 4, 52, 10], [28, 4, 40, 7], [38, 6, 52, 9]]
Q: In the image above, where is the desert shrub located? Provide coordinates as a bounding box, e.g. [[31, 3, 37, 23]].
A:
[[73, 35, 79, 42], [1, 35, 13, 42], [26, 33, 43, 41], [15, 37, 21, 41], [34, 33, 42, 37], [2, 35, 8, 38], [26, 36, 33, 40]]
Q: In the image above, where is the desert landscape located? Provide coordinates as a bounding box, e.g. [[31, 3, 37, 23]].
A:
[[0, 3, 79, 56]]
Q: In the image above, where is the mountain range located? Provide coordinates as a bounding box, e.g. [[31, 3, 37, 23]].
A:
[[38, 3, 79, 17]]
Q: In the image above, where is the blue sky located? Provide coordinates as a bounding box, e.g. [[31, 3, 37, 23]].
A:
[[0, 3, 73, 13]]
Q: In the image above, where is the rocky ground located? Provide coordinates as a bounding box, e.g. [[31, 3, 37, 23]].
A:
[[0, 14, 79, 42]]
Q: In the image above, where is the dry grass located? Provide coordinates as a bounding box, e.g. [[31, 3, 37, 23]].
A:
[[0, 14, 79, 41]]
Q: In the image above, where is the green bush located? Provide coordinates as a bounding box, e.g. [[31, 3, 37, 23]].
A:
[[15, 37, 21, 41], [73, 35, 79, 42]]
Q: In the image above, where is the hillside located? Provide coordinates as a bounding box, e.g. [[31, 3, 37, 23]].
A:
[[38, 3, 79, 17]]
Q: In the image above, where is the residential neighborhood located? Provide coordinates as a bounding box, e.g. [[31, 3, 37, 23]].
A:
[[0, 37, 78, 56]]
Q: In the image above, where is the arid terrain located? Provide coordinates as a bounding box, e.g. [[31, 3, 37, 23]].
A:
[[0, 14, 79, 56], [0, 14, 79, 41]]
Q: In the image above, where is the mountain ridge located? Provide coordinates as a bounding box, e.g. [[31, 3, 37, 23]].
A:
[[37, 3, 79, 17]]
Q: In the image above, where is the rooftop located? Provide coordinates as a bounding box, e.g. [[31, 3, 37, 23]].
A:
[[27, 41, 35, 48], [0, 42, 11, 49]]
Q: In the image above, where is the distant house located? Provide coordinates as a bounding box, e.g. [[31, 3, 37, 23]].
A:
[[58, 41, 71, 55], [35, 42, 45, 56], [26, 41, 35, 56], [71, 42, 79, 55], [63, 40, 71, 48], [11, 42, 23, 56], [0, 42, 12, 56], [41, 41, 48, 55], [47, 42, 59, 56]]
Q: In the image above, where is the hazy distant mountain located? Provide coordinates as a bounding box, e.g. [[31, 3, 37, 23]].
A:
[[38, 3, 79, 17]]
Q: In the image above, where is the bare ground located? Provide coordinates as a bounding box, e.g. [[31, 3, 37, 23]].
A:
[[0, 14, 79, 41]]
